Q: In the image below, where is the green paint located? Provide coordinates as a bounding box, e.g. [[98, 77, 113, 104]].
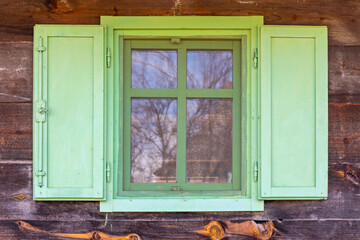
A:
[[259, 26, 328, 199], [122, 39, 242, 192], [101, 16, 264, 212], [33, 25, 105, 200]]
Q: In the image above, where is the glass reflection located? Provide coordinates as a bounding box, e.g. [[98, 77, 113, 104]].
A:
[[186, 99, 233, 183], [187, 51, 233, 89], [132, 50, 177, 88], [131, 98, 177, 183]]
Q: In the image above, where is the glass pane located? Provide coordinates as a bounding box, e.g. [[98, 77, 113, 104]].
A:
[[186, 99, 233, 183], [187, 51, 232, 89], [132, 50, 177, 88], [131, 98, 177, 183]]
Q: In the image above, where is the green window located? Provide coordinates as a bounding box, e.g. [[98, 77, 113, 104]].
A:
[[33, 17, 328, 212], [121, 40, 244, 194]]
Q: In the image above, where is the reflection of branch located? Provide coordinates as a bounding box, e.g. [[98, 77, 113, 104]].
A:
[[133, 58, 176, 79]]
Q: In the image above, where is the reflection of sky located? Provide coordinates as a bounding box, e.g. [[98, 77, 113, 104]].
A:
[[132, 50, 177, 89], [187, 51, 233, 89]]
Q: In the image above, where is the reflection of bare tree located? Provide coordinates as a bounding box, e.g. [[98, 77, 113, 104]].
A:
[[132, 50, 177, 89], [131, 99, 177, 183], [130, 49, 234, 184], [187, 51, 232, 89]]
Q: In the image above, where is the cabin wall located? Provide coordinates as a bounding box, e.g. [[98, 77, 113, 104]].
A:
[[0, 1, 359, 239]]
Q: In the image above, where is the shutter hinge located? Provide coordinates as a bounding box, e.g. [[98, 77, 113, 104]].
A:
[[254, 162, 259, 182], [106, 162, 111, 182], [253, 48, 258, 69], [106, 48, 111, 68]]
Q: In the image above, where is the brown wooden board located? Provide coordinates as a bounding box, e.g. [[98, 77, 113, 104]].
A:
[[0, 103, 32, 160], [0, 0, 359, 45], [1, 219, 360, 239], [1, 162, 359, 221], [0, 42, 32, 103]]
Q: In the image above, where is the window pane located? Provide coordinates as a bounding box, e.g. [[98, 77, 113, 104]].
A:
[[131, 98, 177, 183], [187, 51, 232, 89], [132, 50, 177, 88], [186, 99, 233, 183]]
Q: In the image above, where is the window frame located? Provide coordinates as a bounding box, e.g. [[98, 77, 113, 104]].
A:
[[100, 16, 264, 212], [123, 39, 243, 193]]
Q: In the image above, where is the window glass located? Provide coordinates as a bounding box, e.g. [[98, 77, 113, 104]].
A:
[[131, 50, 177, 88], [131, 98, 177, 183], [186, 99, 233, 183], [187, 51, 233, 89]]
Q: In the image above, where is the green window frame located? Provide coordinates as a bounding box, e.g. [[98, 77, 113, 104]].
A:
[[32, 16, 328, 212], [101, 16, 264, 212], [121, 39, 244, 194]]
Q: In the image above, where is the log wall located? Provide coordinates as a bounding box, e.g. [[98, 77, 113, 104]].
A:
[[0, 0, 359, 239]]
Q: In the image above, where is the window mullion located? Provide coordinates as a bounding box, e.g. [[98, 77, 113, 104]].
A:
[[176, 46, 187, 185]]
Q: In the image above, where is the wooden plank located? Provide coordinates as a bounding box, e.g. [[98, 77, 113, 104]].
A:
[[1, 219, 360, 239], [329, 46, 360, 96], [0, 0, 359, 45], [0, 103, 32, 160], [1, 162, 359, 221], [0, 42, 32, 103], [329, 99, 360, 163]]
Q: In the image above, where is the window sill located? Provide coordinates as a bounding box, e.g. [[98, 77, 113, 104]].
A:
[[100, 198, 264, 212]]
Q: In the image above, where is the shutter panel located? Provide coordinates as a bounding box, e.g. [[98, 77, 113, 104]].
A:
[[259, 26, 328, 199], [33, 25, 105, 200]]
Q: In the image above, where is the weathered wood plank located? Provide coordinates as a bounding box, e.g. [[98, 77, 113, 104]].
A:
[[0, 162, 359, 221], [0, 0, 359, 45], [0, 42, 33, 103], [329, 100, 360, 163], [0, 103, 32, 160], [1, 219, 360, 240], [329, 46, 360, 96]]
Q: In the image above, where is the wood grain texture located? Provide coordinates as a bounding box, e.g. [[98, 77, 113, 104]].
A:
[[1, 162, 359, 221], [0, 0, 359, 45], [0, 42, 32, 103], [0, 103, 32, 160], [1, 219, 360, 239]]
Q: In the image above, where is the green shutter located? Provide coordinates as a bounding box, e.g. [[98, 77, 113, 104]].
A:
[[259, 26, 328, 199], [33, 25, 105, 200]]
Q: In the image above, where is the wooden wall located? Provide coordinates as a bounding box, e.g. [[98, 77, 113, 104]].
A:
[[0, 0, 359, 239]]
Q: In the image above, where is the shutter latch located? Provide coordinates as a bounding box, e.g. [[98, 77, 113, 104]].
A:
[[254, 162, 258, 182], [106, 48, 111, 68], [106, 162, 111, 182], [36, 100, 48, 123], [253, 48, 258, 69]]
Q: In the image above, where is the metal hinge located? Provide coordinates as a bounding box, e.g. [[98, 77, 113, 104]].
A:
[[106, 162, 111, 182], [253, 48, 258, 69], [254, 162, 258, 182], [106, 48, 111, 68]]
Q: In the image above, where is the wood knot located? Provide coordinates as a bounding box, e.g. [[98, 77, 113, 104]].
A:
[[128, 233, 141, 240], [91, 231, 101, 240], [195, 221, 225, 240]]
